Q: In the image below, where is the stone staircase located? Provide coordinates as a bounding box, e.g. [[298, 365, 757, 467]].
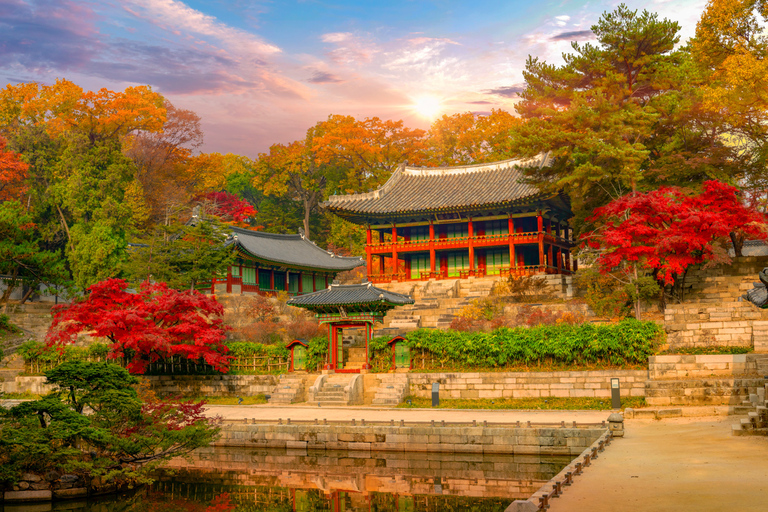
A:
[[308, 374, 363, 406], [372, 374, 409, 406], [268, 374, 306, 404], [644, 377, 764, 406], [732, 383, 768, 436]]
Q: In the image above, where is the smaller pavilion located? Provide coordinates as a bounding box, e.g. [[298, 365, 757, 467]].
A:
[[216, 227, 364, 296], [287, 282, 414, 372]]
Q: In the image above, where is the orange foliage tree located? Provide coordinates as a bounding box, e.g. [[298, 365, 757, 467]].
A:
[[425, 109, 520, 166], [0, 135, 28, 201]]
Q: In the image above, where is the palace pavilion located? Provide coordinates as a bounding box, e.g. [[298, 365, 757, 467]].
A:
[[323, 156, 574, 284], [214, 227, 364, 296]]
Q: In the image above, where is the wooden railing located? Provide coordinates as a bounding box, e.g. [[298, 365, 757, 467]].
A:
[[368, 231, 573, 254]]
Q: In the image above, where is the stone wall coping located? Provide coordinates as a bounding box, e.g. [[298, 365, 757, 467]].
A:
[[650, 354, 748, 364]]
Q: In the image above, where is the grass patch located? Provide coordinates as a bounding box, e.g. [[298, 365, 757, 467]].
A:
[[396, 395, 646, 411], [658, 346, 753, 355], [195, 394, 268, 406], [0, 392, 42, 400]]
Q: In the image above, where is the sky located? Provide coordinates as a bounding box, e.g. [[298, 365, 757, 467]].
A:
[[0, 0, 709, 158]]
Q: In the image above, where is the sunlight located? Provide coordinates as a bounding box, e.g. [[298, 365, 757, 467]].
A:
[[412, 95, 442, 120]]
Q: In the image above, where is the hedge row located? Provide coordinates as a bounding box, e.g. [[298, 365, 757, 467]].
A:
[[400, 319, 663, 368]]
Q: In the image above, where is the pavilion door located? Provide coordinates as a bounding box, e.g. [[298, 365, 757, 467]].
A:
[[288, 274, 299, 295], [336, 329, 344, 370], [395, 343, 411, 368], [293, 345, 306, 370]]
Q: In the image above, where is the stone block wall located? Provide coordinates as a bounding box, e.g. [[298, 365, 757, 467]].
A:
[[648, 354, 768, 380], [664, 301, 768, 350], [644, 378, 763, 406], [142, 375, 278, 397], [407, 371, 647, 400], [216, 423, 606, 456], [683, 256, 768, 303]]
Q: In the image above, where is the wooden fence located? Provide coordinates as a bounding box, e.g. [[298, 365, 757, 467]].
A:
[[24, 354, 289, 375]]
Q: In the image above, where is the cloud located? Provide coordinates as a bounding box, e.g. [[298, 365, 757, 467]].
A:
[[307, 71, 344, 84], [468, 100, 492, 104], [554, 15, 571, 27], [321, 32, 353, 43], [407, 37, 460, 46], [320, 31, 377, 64], [0, 0, 101, 71], [123, 0, 280, 56], [550, 30, 594, 42], [485, 85, 525, 98]]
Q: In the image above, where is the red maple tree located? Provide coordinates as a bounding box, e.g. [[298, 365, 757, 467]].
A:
[[46, 278, 230, 374], [584, 180, 766, 314], [196, 191, 257, 225], [0, 136, 29, 201]]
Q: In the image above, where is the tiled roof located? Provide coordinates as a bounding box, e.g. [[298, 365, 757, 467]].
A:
[[323, 155, 551, 216], [287, 282, 414, 307], [228, 227, 363, 271]]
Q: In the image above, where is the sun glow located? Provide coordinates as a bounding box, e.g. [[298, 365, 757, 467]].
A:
[[412, 96, 442, 120]]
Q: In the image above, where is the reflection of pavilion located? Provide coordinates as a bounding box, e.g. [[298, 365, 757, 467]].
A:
[[287, 282, 414, 372]]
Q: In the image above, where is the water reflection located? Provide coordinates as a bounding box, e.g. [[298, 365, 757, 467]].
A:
[[1, 447, 571, 512]]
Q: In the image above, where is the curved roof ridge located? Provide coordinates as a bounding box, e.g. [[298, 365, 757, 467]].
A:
[[325, 163, 406, 204], [403, 154, 548, 174]]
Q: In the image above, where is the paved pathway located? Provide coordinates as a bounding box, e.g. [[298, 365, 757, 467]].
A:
[[548, 416, 768, 512], [206, 404, 611, 424]]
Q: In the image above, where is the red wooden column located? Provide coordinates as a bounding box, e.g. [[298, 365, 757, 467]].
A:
[[270, 269, 275, 292], [468, 217, 475, 276], [391, 225, 398, 278], [547, 244, 553, 271], [312, 272, 316, 292], [557, 248, 562, 273], [508, 216, 516, 270], [429, 220, 436, 275], [298, 272, 303, 294], [537, 212, 545, 271], [362, 323, 372, 370], [285, 271, 290, 294], [365, 227, 373, 280], [226, 266, 232, 293]]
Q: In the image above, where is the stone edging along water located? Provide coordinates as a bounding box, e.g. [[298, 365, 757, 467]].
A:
[[215, 418, 607, 455]]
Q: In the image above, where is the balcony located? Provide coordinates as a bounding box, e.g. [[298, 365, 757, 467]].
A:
[[367, 231, 573, 255]]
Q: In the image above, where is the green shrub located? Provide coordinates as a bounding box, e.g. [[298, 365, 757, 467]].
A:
[[0, 314, 19, 333], [400, 319, 663, 369]]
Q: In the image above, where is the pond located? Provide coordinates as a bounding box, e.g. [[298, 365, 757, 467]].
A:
[[2, 447, 572, 512]]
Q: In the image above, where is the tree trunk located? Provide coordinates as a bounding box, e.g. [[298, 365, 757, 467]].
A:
[[730, 231, 744, 258], [55, 203, 75, 253], [20, 285, 35, 305], [1, 266, 20, 307], [303, 197, 311, 241], [634, 265, 641, 320]]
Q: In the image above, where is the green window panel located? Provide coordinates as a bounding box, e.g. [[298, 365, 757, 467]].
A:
[[410, 226, 429, 241], [410, 253, 429, 279], [446, 251, 469, 277], [314, 274, 325, 290], [485, 219, 509, 236], [288, 273, 299, 294], [258, 269, 271, 290], [302, 274, 314, 293], [274, 272, 286, 291], [230, 265, 240, 277], [445, 223, 468, 239], [242, 266, 257, 285], [486, 248, 510, 274]]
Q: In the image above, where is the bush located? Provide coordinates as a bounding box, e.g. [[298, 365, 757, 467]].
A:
[[402, 319, 663, 369], [0, 314, 19, 333], [514, 305, 585, 327], [574, 267, 632, 318]]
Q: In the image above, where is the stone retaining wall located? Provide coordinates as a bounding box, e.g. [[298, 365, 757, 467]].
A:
[[142, 375, 278, 397], [216, 423, 606, 456], [648, 354, 768, 380], [644, 378, 763, 406], [664, 301, 768, 350], [407, 371, 647, 400]]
